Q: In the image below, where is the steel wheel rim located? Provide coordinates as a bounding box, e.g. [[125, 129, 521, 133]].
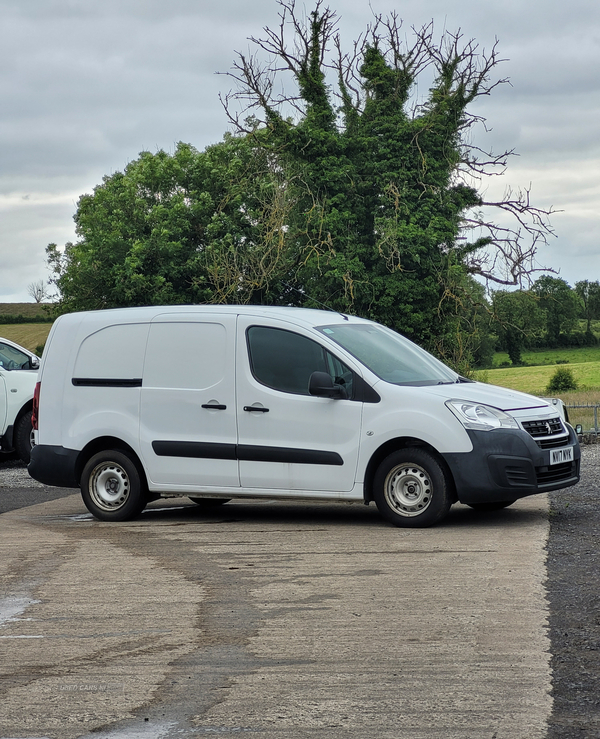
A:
[[89, 462, 130, 512], [384, 463, 433, 517]]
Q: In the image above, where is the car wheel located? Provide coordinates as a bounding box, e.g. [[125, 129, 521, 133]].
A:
[[14, 410, 33, 464], [466, 500, 516, 511], [81, 450, 147, 522], [188, 497, 231, 507], [373, 448, 451, 528]]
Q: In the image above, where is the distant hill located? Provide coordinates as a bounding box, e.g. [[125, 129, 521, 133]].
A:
[[0, 302, 52, 318]]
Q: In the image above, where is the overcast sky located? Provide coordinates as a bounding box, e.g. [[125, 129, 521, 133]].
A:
[[1, 0, 599, 302]]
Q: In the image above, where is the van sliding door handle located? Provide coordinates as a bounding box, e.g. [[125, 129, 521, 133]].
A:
[[201, 403, 227, 410], [243, 405, 269, 413]]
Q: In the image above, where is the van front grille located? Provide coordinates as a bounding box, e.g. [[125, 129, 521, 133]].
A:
[[522, 417, 569, 449], [522, 417, 564, 437]]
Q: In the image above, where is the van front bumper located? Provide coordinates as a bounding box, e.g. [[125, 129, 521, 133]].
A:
[[28, 444, 80, 488], [441, 426, 580, 505]]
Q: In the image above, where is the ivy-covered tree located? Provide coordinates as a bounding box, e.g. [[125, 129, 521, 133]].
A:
[[222, 0, 555, 351]]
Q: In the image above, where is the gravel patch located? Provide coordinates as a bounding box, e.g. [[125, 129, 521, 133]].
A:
[[0, 458, 42, 487]]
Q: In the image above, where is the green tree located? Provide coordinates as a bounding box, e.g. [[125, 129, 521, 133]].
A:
[[531, 276, 579, 346], [575, 279, 600, 337], [491, 290, 544, 365], [47, 137, 292, 313]]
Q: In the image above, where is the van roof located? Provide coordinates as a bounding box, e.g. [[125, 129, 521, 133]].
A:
[[56, 304, 370, 329]]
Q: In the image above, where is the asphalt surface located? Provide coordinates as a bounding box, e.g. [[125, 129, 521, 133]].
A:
[[547, 444, 600, 738], [0, 448, 598, 738], [0, 456, 73, 514]]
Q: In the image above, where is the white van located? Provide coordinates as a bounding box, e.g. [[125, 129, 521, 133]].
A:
[[28, 306, 580, 527]]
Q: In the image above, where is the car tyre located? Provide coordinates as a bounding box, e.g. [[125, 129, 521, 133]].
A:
[[81, 450, 147, 522], [14, 410, 34, 464], [373, 448, 451, 528]]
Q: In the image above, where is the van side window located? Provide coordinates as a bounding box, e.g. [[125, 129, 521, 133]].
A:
[[247, 326, 353, 397]]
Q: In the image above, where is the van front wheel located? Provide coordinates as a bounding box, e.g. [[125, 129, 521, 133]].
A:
[[373, 448, 451, 528], [81, 450, 147, 522]]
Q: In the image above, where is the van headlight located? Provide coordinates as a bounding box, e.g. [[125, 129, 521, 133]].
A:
[[445, 400, 519, 431]]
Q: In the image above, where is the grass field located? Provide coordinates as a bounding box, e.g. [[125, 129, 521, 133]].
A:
[[0, 324, 53, 353], [481, 346, 600, 394], [478, 347, 600, 431], [477, 362, 600, 396], [492, 346, 600, 367]]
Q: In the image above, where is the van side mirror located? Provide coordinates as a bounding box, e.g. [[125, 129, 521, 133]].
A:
[[308, 371, 348, 399], [30, 357, 40, 370]]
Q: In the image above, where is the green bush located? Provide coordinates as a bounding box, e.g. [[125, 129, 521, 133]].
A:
[[546, 366, 578, 393]]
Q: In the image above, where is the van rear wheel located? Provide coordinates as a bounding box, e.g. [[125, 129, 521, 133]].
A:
[[373, 448, 451, 528], [81, 450, 147, 522]]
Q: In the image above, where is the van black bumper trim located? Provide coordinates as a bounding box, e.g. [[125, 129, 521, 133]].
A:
[[28, 444, 80, 488], [442, 426, 580, 504], [152, 440, 343, 466]]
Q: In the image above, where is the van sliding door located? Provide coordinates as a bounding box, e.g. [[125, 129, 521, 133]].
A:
[[139, 315, 239, 491]]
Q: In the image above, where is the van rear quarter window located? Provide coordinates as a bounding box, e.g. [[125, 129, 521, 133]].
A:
[[73, 323, 149, 380]]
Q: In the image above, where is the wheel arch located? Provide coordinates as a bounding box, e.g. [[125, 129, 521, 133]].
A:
[[363, 437, 457, 505], [76, 436, 148, 491], [14, 399, 34, 426]]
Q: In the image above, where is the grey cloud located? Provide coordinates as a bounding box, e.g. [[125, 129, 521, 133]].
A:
[[1, 0, 600, 299]]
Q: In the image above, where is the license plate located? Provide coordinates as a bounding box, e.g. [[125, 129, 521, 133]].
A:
[[550, 446, 574, 465]]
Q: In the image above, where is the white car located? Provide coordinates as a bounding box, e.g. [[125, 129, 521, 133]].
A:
[[29, 306, 580, 526], [0, 337, 39, 463]]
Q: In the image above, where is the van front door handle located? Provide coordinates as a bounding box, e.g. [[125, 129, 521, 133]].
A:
[[202, 403, 227, 410], [243, 405, 269, 413]]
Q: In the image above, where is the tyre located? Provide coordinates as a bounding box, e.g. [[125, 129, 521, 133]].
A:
[[466, 500, 516, 511], [373, 448, 452, 528], [188, 497, 231, 507], [14, 410, 34, 464], [81, 450, 147, 522]]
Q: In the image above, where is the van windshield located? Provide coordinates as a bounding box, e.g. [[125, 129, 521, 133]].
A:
[[316, 323, 458, 386]]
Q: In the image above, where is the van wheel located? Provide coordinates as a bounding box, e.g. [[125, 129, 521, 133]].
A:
[[373, 448, 451, 528], [14, 410, 34, 464], [81, 450, 147, 522]]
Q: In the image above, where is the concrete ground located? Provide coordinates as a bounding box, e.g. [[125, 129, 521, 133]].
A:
[[0, 476, 552, 739]]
